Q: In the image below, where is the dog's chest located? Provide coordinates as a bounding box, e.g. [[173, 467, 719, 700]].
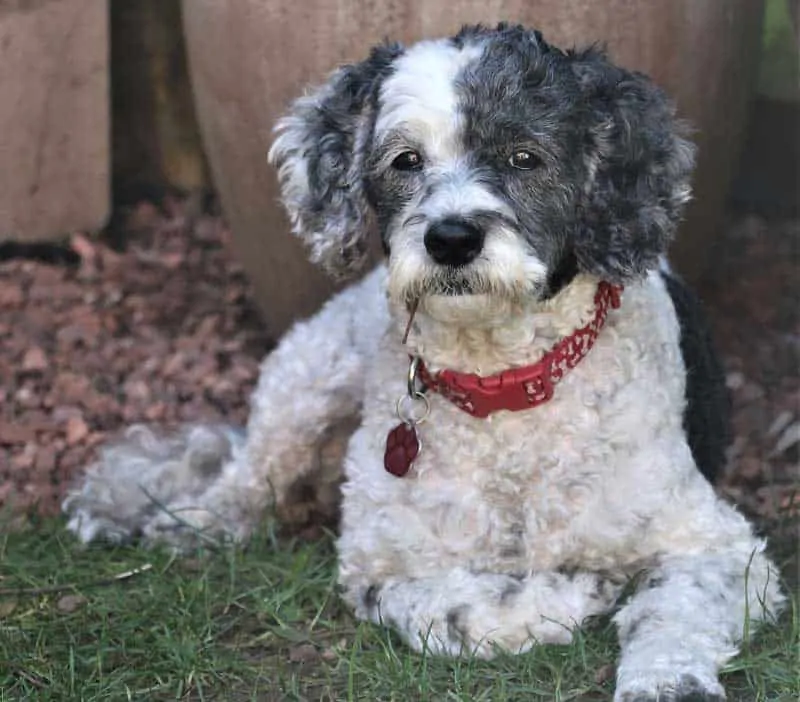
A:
[[346, 341, 635, 574], [340, 277, 688, 576], [416, 403, 604, 569]]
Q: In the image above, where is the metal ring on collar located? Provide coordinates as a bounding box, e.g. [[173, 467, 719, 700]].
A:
[[396, 391, 430, 426]]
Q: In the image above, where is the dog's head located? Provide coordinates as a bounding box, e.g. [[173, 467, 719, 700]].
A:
[[269, 24, 694, 310]]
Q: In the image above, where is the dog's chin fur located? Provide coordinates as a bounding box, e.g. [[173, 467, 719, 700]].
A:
[[386, 266, 548, 327], [385, 225, 550, 319], [404, 283, 564, 331], [389, 269, 552, 329], [418, 293, 521, 328], [396, 274, 604, 373]]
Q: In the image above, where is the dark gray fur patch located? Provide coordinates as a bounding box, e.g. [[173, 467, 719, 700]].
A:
[[499, 522, 527, 558], [661, 270, 731, 484], [619, 608, 659, 644], [363, 584, 381, 610], [453, 26, 588, 294], [446, 605, 470, 644], [499, 578, 524, 604], [499, 544, 525, 559], [275, 42, 404, 275]]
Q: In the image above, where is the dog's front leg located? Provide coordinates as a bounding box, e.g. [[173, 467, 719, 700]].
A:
[[65, 267, 389, 548], [612, 548, 784, 702], [138, 266, 390, 546], [348, 568, 622, 658]]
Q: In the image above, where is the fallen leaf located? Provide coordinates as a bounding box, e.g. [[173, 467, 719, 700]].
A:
[[0, 422, 36, 445], [320, 646, 338, 661], [737, 456, 763, 480], [69, 232, 97, 262], [726, 371, 745, 390], [65, 416, 89, 446], [593, 663, 615, 685], [779, 492, 800, 513], [21, 347, 48, 372], [288, 643, 320, 664], [767, 410, 794, 438], [180, 557, 207, 572], [0, 283, 24, 308], [34, 447, 57, 472], [770, 422, 800, 457], [56, 594, 87, 614]]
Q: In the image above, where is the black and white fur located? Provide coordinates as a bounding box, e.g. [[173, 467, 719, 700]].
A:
[[64, 25, 783, 702]]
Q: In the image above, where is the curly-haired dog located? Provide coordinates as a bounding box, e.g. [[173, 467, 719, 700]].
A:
[[64, 24, 784, 701]]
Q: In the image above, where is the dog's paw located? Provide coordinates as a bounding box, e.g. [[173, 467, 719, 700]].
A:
[[615, 673, 725, 702]]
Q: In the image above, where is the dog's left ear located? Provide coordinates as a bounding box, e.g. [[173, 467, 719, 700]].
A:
[[570, 49, 696, 282], [268, 43, 403, 279]]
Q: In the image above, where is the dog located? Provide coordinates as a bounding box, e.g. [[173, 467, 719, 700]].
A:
[[64, 24, 784, 702]]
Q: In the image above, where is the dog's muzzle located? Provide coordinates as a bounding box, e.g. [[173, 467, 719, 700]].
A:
[[424, 218, 485, 267]]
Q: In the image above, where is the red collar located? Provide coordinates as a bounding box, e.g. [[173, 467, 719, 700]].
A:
[[414, 282, 623, 418]]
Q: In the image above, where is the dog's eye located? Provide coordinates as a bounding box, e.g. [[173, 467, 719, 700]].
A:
[[508, 150, 540, 170], [391, 150, 423, 172]]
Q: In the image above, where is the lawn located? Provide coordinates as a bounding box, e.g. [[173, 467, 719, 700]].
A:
[[0, 518, 797, 702]]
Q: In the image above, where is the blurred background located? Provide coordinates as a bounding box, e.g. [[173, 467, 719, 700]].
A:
[[0, 1, 797, 536]]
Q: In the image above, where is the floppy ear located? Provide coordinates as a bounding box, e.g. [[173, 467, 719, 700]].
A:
[[571, 49, 696, 282], [268, 43, 403, 278]]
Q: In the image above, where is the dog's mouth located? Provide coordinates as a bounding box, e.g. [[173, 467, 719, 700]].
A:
[[429, 275, 476, 296], [394, 266, 551, 327], [398, 270, 541, 307]]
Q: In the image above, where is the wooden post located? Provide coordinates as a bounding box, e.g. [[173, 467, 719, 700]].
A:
[[111, 0, 210, 199], [0, 0, 110, 243], [182, 0, 764, 336]]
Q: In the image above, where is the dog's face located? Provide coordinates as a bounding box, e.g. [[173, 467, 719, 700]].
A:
[[269, 24, 694, 312]]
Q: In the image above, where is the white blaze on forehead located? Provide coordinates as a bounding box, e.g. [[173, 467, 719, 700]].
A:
[[375, 39, 484, 159], [420, 177, 515, 222]]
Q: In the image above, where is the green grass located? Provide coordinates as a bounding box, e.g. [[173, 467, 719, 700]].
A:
[[0, 519, 797, 702]]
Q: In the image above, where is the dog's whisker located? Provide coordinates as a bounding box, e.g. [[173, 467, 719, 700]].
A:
[[402, 297, 420, 345]]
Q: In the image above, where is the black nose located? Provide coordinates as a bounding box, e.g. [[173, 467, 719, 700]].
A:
[[424, 219, 485, 267]]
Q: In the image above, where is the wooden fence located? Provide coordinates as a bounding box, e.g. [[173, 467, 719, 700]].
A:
[[1, 0, 796, 335]]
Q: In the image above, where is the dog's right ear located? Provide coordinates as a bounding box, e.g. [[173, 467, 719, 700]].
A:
[[569, 47, 696, 283], [268, 43, 403, 279]]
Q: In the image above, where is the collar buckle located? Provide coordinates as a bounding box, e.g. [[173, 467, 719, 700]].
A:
[[435, 364, 555, 418]]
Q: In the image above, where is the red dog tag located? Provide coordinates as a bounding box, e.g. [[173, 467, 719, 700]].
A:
[[384, 423, 420, 477]]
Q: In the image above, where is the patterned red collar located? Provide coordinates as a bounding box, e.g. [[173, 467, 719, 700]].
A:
[[415, 281, 623, 418], [384, 281, 623, 477]]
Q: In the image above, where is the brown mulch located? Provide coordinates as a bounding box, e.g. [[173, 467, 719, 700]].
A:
[[0, 199, 797, 535], [698, 215, 799, 531], [0, 196, 271, 518]]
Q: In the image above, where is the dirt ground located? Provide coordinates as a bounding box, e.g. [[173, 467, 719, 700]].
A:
[[0, 196, 797, 538]]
